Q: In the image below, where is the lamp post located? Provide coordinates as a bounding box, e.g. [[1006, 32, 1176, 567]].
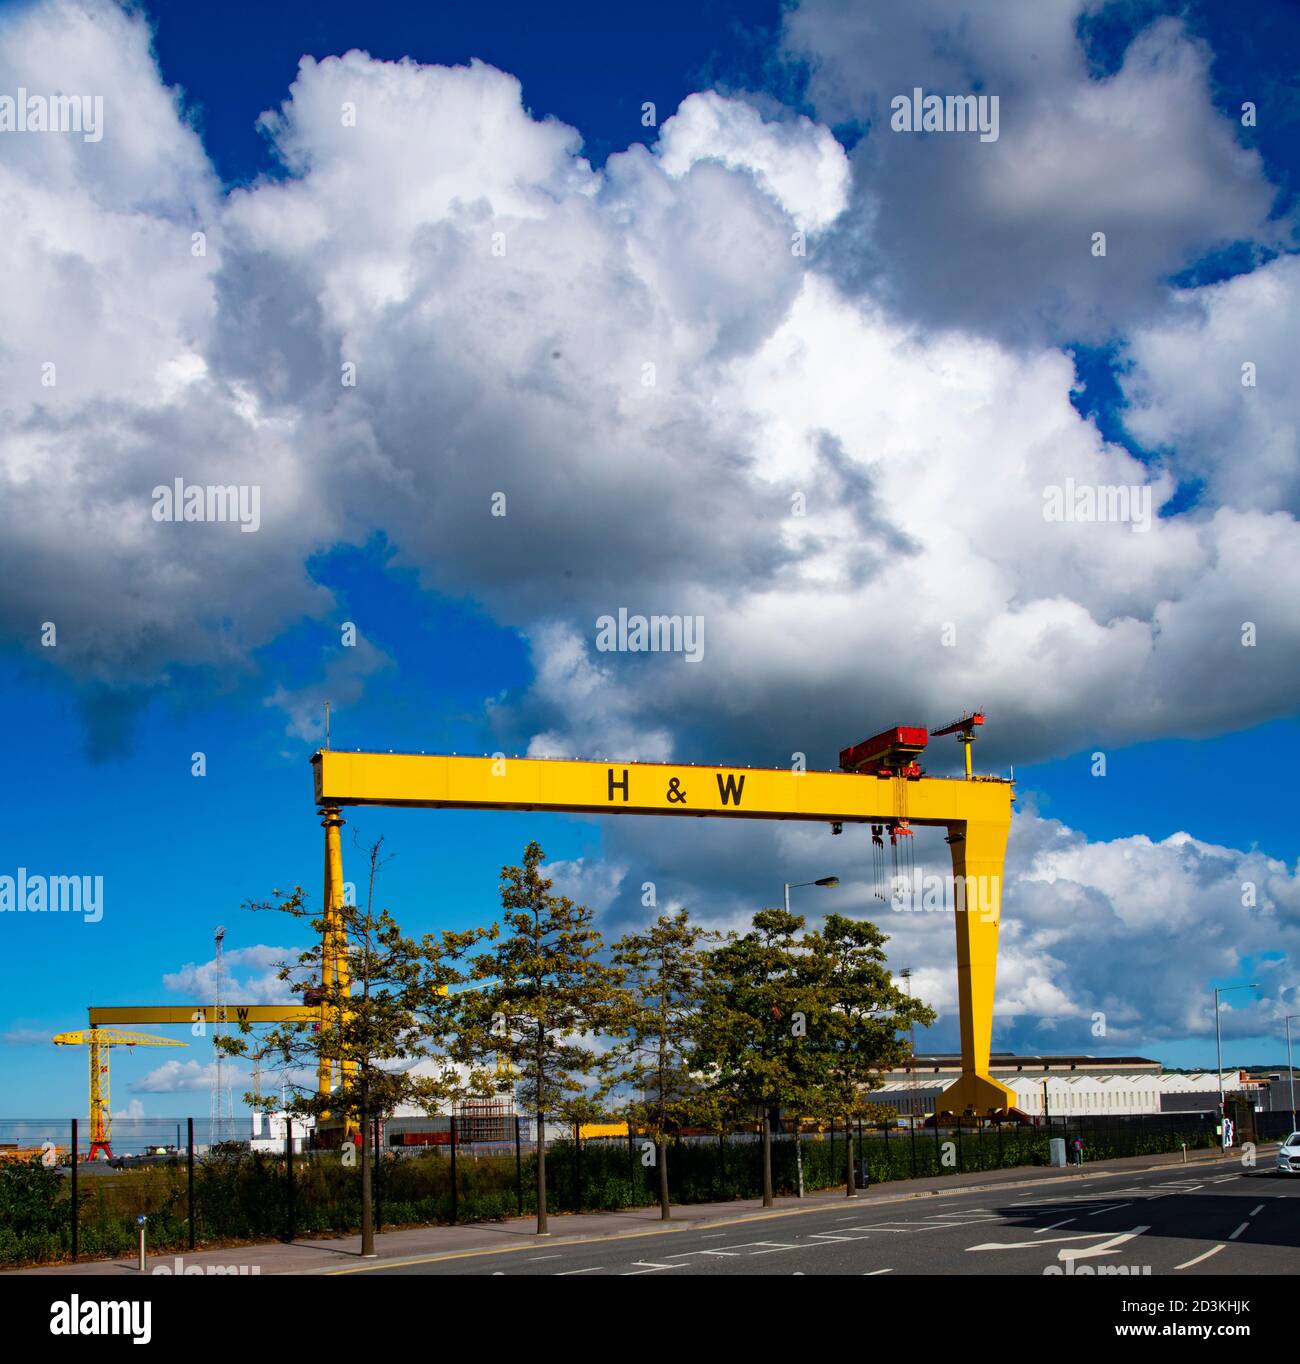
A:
[[1285, 1014, 1300, 1132], [900, 967, 919, 1122], [1213, 983, 1259, 1144], [783, 876, 839, 914], [782, 875, 839, 1197]]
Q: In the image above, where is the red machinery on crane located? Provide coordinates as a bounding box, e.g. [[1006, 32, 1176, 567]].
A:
[[839, 714, 987, 902], [839, 726, 928, 900], [838, 725, 928, 778], [930, 709, 985, 779]]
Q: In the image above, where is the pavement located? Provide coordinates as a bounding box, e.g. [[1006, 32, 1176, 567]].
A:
[[11, 1141, 1296, 1277]]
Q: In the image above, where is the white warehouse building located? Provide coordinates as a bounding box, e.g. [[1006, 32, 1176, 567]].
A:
[[872, 1055, 1273, 1118]]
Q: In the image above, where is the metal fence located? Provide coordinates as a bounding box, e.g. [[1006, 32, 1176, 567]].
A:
[[1, 1109, 1292, 1269]]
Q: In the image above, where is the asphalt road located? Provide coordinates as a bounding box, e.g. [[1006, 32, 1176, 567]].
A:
[[358, 1161, 1300, 1276]]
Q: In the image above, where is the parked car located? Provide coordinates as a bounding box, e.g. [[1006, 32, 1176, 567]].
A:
[[1276, 1131, 1300, 1175]]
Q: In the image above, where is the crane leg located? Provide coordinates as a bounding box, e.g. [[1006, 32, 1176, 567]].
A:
[[318, 805, 345, 1111], [318, 804, 358, 1141], [938, 817, 1016, 1116]]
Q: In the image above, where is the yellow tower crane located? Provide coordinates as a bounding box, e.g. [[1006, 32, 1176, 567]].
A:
[[52, 1028, 187, 1161]]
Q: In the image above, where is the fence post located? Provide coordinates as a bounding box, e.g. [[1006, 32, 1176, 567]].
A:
[[909, 1118, 917, 1179], [70, 1117, 78, 1263], [956, 1116, 963, 1172], [449, 1117, 458, 1225], [626, 1123, 635, 1200], [284, 1117, 295, 1243], [718, 1129, 726, 1202], [997, 1118, 1003, 1168], [515, 1116, 524, 1216], [573, 1121, 582, 1213], [187, 1117, 195, 1250], [934, 1113, 942, 1169]]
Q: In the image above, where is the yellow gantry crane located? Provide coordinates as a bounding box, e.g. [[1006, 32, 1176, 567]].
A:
[[52, 1028, 187, 1160], [311, 722, 1018, 1119]]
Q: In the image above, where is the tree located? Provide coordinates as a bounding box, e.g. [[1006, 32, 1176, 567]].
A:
[[604, 910, 717, 1220], [795, 913, 936, 1196], [222, 838, 470, 1255], [449, 840, 626, 1235], [695, 908, 815, 1208]]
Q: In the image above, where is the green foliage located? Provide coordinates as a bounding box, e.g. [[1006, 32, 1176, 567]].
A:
[[0, 1157, 70, 1265], [453, 840, 626, 1120], [794, 913, 936, 1124], [695, 908, 817, 1116], [603, 909, 719, 1213], [221, 839, 470, 1129], [0, 1117, 1225, 1268], [604, 909, 717, 1132]]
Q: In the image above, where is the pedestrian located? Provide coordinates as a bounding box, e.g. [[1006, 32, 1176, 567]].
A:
[[1072, 1136, 1084, 1168]]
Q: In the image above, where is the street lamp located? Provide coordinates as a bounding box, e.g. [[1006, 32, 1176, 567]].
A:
[[783, 876, 839, 914], [1213, 983, 1259, 1142], [782, 875, 839, 1198], [1285, 1014, 1300, 1133]]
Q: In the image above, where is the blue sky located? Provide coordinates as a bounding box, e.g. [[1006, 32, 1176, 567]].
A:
[[2, 0, 1298, 1123]]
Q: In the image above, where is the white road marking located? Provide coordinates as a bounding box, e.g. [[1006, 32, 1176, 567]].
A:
[[1035, 1218, 1077, 1234], [1228, 1222, 1249, 1240], [1250, 1204, 1264, 1215], [1088, 1203, 1131, 1215], [1175, 1244, 1225, 1269], [528, 1254, 561, 1261], [557, 1266, 602, 1275], [923, 1217, 1001, 1226], [623, 1261, 683, 1274], [864, 1268, 894, 1275], [968, 1231, 1118, 1252], [1058, 1227, 1150, 1262]]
